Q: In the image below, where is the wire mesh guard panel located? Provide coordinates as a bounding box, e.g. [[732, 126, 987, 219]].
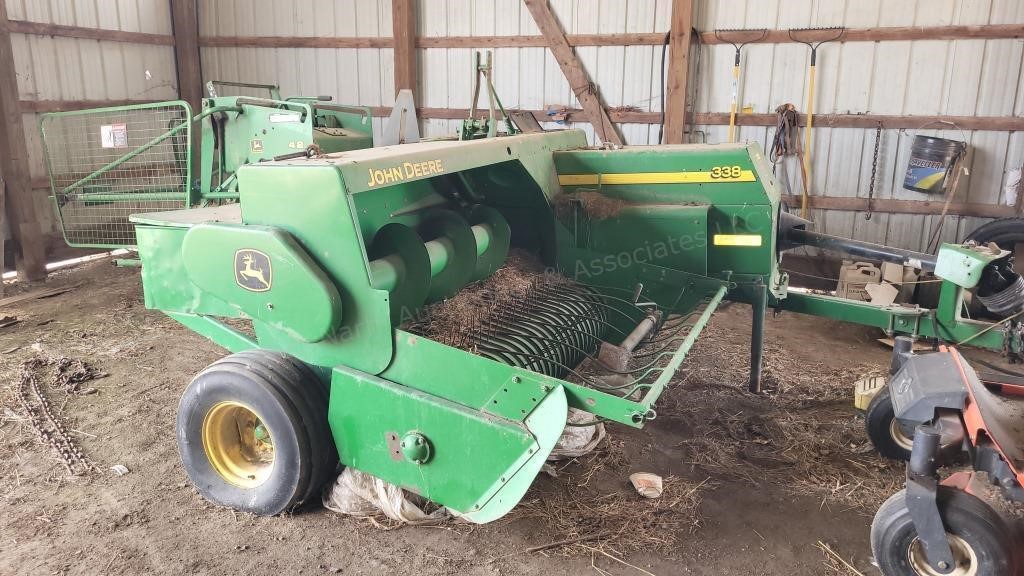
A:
[[41, 102, 191, 248]]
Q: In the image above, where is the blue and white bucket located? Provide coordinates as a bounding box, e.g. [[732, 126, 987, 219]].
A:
[[903, 135, 966, 194]]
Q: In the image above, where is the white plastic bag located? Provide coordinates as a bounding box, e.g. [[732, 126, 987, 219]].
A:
[[548, 407, 606, 460], [322, 468, 450, 525]]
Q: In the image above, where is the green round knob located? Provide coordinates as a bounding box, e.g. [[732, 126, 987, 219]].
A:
[[400, 432, 432, 465]]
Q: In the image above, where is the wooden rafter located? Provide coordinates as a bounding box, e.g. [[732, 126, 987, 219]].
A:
[[194, 23, 1024, 50], [170, 0, 202, 115], [200, 35, 390, 49], [782, 195, 1017, 220], [662, 0, 693, 144], [392, 0, 418, 99], [523, 0, 622, 146], [6, 20, 174, 45], [0, 2, 46, 281], [18, 99, 1024, 133]]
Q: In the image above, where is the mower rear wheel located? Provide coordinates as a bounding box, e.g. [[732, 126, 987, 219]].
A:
[[177, 351, 336, 516], [866, 386, 915, 461], [871, 487, 1016, 576]]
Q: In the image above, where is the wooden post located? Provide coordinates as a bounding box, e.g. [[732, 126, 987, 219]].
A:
[[0, 171, 5, 293], [524, 0, 623, 146], [170, 0, 202, 114], [392, 0, 418, 100], [663, 0, 693, 144], [170, 0, 202, 187], [0, 2, 46, 281]]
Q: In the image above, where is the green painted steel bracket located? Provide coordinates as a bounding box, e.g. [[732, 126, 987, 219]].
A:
[[182, 223, 343, 343], [327, 364, 566, 522], [164, 311, 258, 353], [776, 285, 1014, 352], [934, 243, 1010, 289]]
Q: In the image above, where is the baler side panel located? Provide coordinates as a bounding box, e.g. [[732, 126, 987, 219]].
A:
[[550, 144, 783, 301], [237, 164, 395, 375], [329, 362, 567, 521], [134, 225, 241, 318]]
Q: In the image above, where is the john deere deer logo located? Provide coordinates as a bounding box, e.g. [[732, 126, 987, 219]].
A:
[[234, 249, 272, 292]]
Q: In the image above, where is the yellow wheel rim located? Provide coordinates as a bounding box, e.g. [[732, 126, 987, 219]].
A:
[[202, 401, 275, 488], [908, 534, 978, 576], [890, 418, 916, 451]]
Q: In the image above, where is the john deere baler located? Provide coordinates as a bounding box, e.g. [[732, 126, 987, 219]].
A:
[[123, 131, 789, 519]]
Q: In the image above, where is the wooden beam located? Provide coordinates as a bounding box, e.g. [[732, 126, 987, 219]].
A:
[[358, 105, 1024, 132], [782, 195, 1017, 219], [6, 19, 174, 45], [662, 0, 692, 144], [692, 112, 1024, 132], [392, 0, 417, 99], [194, 23, 1024, 51], [699, 23, 1024, 45], [0, 3, 45, 280], [199, 36, 392, 49], [416, 33, 667, 48], [19, 99, 162, 113], [25, 102, 1020, 133], [524, 0, 622, 146], [170, 0, 202, 115]]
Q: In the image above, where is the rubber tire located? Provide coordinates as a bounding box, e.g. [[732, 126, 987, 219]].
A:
[[866, 386, 914, 461], [871, 487, 1016, 576], [965, 217, 1024, 247], [214, 350, 337, 506], [177, 351, 336, 516]]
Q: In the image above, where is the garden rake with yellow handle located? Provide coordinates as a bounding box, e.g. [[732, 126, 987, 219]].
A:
[[714, 28, 767, 143], [789, 27, 845, 218]]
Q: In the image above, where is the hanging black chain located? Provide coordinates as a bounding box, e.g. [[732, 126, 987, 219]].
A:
[[865, 123, 882, 221]]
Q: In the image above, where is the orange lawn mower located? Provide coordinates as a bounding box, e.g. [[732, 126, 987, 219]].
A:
[[871, 337, 1024, 575]]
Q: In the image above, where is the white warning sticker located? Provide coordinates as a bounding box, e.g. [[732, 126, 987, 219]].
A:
[[100, 123, 128, 149], [269, 113, 301, 123]]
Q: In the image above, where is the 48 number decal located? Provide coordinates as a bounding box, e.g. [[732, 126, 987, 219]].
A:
[[710, 165, 743, 179]]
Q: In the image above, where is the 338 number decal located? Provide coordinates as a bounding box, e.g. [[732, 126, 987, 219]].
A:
[[710, 165, 743, 179]]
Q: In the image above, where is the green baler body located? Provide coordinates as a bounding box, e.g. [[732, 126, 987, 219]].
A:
[[126, 129, 1017, 521], [131, 131, 786, 520]]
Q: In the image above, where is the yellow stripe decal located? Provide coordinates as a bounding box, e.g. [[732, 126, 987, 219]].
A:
[[713, 234, 762, 247], [557, 170, 757, 186]]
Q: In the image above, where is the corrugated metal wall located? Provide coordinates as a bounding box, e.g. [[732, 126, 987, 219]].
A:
[[6, 0, 179, 239], [198, 0, 395, 144], [9, 1, 1021, 253], [693, 0, 1024, 252], [196, 0, 1024, 252]]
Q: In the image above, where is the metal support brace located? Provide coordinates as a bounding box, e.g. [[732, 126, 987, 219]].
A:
[[905, 423, 956, 574], [749, 279, 767, 393]]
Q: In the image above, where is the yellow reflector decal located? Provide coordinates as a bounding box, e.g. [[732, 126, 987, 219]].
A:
[[557, 170, 757, 185], [713, 234, 762, 247]]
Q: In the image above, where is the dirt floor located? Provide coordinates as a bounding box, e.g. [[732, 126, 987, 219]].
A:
[[1, 259, 1022, 575]]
